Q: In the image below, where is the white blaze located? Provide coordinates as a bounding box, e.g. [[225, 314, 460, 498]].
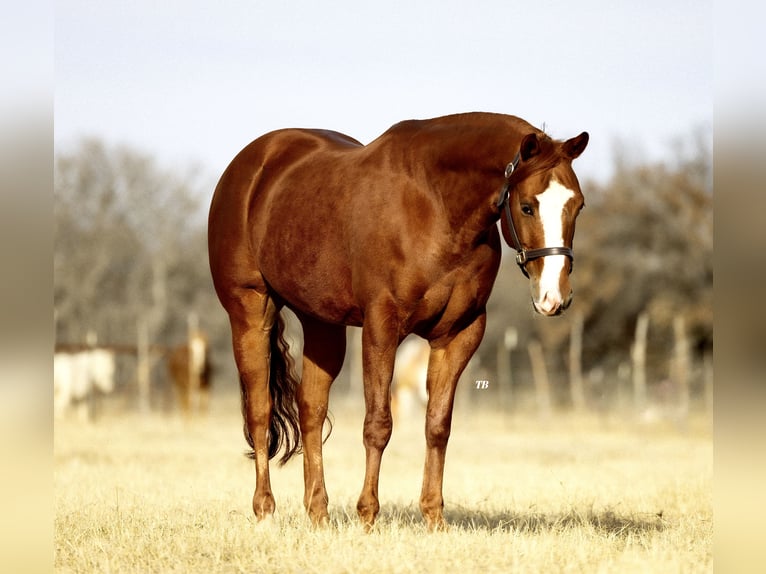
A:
[[536, 180, 574, 313]]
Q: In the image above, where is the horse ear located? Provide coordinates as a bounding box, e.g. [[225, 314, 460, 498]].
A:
[[563, 132, 589, 159], [520, 133, 540, 161]]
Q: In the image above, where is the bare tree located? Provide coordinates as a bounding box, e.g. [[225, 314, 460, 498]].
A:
[[54, 139, 220, 349]]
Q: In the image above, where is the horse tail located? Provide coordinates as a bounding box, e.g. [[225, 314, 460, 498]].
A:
[[240, 310, 302, 465]]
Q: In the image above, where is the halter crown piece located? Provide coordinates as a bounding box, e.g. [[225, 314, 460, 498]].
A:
[[497, 152, 574, 278]]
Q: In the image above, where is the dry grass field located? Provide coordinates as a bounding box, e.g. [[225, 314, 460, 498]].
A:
[[54, 394, 712, 573]]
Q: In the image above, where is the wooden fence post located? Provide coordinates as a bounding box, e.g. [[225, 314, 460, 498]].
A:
[[704, 351, 713, 419], [631, 312, 649, 413], [497, 327, 517, 412], [137, 316, 151, 414], [187, 311, 200, 413], [569, 313, 586, 412], [672, 315, 690, 423], [81, 329, 98, 422], [528, 339, 552, 419]]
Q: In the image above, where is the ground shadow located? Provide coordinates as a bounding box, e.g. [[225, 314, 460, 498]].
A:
[[443, 506, 667, 536], [332, 503, 666, 537]]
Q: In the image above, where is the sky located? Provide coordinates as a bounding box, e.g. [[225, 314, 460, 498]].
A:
[[55, 0, 712, 184]]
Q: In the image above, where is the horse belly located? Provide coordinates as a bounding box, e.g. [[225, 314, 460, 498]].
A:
[[258, 236, 362, 325], [279, 276, 362, 326]]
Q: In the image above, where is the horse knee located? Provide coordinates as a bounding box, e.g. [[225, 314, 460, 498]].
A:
[[425, 416, 451, 449], [363, 410, 393, 450]]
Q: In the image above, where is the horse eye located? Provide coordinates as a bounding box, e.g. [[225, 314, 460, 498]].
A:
[[521, 204, 534, 216]]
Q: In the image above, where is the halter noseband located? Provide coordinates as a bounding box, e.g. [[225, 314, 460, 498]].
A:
[[496, 153, 574, 278]]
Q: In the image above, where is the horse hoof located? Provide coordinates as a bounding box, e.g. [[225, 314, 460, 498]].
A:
[[357, 508, 377, 532], [308, 511, 330, 527], [361, 518, 376, 534], [423, 512, 448, 531], [252, 491, 276, 520]]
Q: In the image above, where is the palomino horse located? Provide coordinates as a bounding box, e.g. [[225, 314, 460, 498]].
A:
[[391, 336, 429, 423], [167, 329, 212, 417], [208, 112, 588, 529]]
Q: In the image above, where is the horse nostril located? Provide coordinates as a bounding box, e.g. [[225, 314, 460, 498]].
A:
[[537, 291, 562, 315]]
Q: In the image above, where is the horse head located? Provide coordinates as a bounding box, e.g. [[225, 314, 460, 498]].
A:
[[499, 130, 589, 316]]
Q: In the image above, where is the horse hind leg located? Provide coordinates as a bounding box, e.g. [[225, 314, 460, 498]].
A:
[[296, 315, 346, 525], [228, 288, 301, 520]]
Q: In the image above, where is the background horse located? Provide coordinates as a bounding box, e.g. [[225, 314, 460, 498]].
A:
[[208, 112, 588, 529], [54, 347, 116, 421], [166, 328, 212, 418], [391, 336, 429, 424]]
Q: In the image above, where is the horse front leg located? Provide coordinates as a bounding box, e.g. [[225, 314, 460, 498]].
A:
[[357, 300, 399, 530], [297, 316, 347, 526], [420, 313, 487, 530]]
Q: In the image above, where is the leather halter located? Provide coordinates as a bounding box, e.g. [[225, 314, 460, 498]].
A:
[[496, 153, 574, 278]]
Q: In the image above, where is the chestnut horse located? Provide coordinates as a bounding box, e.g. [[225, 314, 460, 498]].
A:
[[208, 112, 588, 530]]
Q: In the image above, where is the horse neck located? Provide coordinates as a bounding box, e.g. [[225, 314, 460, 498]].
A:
[[413, 119, 533, 242]]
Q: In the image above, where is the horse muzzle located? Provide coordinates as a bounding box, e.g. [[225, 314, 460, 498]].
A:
[[533, 288, 573, 317]]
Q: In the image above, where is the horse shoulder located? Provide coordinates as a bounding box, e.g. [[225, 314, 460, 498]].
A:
[[410, 236, 501, 338]]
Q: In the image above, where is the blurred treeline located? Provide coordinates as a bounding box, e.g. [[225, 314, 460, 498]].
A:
[[54, 132, 712, 409]]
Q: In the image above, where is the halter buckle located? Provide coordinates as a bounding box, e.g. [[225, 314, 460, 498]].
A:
[[515, 251, 527, 266]]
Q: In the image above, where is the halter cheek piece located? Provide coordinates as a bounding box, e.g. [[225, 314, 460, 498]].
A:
[[496, 153, 574, 279]]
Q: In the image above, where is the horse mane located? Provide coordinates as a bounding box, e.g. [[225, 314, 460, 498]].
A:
[[378, 113, 567, 180]]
